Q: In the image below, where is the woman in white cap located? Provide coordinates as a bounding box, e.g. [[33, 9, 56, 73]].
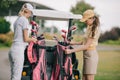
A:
[[65, 9, 100, 80], [8, 3, 37, 80]]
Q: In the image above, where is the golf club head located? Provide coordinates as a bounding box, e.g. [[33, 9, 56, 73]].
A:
[[31, 29, 37, 33], [61, 29, 67, 33], [68, 26, 77, 33], [30, 21, 37, 26], [71, 25, 77, 30], [30, 21, 39, 28], [62, 34, 66, 39]]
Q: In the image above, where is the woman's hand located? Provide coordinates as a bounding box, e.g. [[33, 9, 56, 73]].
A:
[[32, 37, 37, 43], [65, 49, 73, 54]]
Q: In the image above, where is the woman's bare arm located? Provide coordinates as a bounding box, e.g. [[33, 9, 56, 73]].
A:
[[70, 41, 83, 45], [23, 29, 37, 43], [65, 38, 94, 54]]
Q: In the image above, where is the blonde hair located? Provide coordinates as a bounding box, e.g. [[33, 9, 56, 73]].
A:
[[18, 4, 30, 16]]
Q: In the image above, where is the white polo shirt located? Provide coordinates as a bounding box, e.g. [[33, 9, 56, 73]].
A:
[[13, 16, 29, 46]]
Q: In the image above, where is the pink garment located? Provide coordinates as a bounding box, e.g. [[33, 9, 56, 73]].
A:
[[64, 57, 72, 80], [50, 64, 60, 80], [27, 42, 37, 63], [33, 49, 48, 80]]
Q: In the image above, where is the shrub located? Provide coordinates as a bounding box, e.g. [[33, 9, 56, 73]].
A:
[[112, 27, 120, 36], [0, 31, 13, 47], [99, 27, 120, 42], [0, 17, 10, 34]]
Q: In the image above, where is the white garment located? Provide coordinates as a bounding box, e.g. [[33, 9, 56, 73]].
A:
[[13, 16, 29, 46], [9, 16, 29, 80], [9, 43, 26, 80]]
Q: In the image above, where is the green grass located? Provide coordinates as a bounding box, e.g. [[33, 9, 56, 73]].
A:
[[96, 51, 120, 80], [100, 40, 120, 45], [76, 50, 120, 80]]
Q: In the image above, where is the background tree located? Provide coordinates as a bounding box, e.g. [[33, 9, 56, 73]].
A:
[[0, 17, 10, 34], [0, 0, 17, 8], [70, 1, 94, 34], [0, 0, 24, 16], [99, 27, 120, 42], [0, 0, 52, 16]]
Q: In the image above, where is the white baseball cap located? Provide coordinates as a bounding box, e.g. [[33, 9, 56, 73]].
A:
[[23, 3, 34, 14]]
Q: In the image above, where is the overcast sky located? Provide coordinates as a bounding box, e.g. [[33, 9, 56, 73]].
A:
[[6, 0, 120, 32], [85, 0, 120, 32], [43, 0, 120, 32]]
